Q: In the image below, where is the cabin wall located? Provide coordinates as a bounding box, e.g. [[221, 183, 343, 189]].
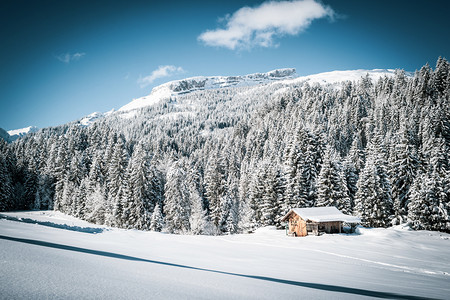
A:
[[306, 222, 319, 236], [285, 213, 344, 236], [288, 214, 307, 237], [321, 221, 342, 234]]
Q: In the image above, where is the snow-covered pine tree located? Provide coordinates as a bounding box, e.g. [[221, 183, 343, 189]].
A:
[[164, 162, 191, 234], [186, 163, 212, 235], [408, 172, 440, 230], [316, 148, 351, 214], [124, 143, 155, 230], [342, 157, 358, 212], [204, 153, 226, 230], [107, 138, 128, 226], [347, 138, 366, 174], [354, 139, 393, 227], [150, 203, 164, 232], [85, 183, 106, 224], [390, 134, 418, 224], [53, 138, 69, 211], [0, 152, 12, 211], [260, 162, 282, 226]]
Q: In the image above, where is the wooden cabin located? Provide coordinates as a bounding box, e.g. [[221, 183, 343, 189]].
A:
[[281, 207, 360, 237]]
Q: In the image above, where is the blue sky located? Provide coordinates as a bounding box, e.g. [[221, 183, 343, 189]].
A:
[[1, 0, 449, 131]]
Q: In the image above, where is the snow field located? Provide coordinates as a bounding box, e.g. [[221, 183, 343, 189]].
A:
[[1, 211, 449, 299]]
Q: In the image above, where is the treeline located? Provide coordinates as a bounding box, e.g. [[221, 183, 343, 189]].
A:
[[0, 58, 449, 234]]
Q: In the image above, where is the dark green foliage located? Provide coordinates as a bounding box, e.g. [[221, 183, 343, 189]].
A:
[[0, 59, 449, 233]]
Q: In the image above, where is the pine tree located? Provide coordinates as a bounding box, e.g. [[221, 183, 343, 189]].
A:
[[52, 139, 69, 211], [204, 154, 225, 229], [85, 184, 106, 224], [124, 143, 155, 230], [187, 166, 212, 235], [164, 162, 191, 234], [355, 139, 393, 227], [260, 163, 281, 226], [342, 158, 358, 212], [0, 153, 12, 211], [432, 57, 449, 95], [390, 135, 418, 224], [107, 138, 128, 226], [348, 138, 366, 174], [408, 172, 440, 230], [316, 149, 351, 214], [150, 203, 164, 232]]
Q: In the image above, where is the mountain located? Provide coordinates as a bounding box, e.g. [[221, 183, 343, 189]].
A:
[[119, 68, 297, 112], [7, 68, 399, 134], [0, 128, 10, 142], [7, 126, 38, 142], [2, 58, 449, 236], [77, 110, 115, 127], [290, 68, 405, 85], [118, 68, 400, 113]]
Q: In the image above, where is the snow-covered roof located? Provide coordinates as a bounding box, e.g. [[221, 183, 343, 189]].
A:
[[282, 207, 360, 223]]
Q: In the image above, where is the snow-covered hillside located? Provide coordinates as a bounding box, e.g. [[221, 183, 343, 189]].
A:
[[119, 68, 297, 112], [7, 126, 38, 142], [0, 211, 448, 299], [291, 68, 402, 86], [77, 110, 115, 127], [118, 68, 399, 112], [1, 68, 405, 139]]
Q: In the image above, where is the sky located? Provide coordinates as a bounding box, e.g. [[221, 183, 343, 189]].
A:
[[1, 0, 449, 131]]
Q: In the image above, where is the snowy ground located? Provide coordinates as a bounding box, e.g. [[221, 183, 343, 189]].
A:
[[1, 211, 449, 299]]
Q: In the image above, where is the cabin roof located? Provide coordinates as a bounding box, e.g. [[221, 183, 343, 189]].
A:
[[281, 207, 360, 223]]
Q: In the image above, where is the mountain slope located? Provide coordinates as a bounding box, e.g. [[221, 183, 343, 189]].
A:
[[2, 59, 448, 237], [119, 68, 297, 112], [0, 128, 10, 142], [7, 126, 38, 142], [118, 68, 399, 113]]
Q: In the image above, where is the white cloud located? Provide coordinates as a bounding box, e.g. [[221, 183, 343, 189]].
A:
[[138, 65, 185, 88], [56, 52, 86, 63], [198, 0, 334, 50]]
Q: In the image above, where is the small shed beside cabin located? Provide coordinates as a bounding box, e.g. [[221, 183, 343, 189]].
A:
[[281, 207, 360, 237]]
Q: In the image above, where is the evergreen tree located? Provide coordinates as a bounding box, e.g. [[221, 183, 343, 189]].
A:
[[316, 149, 351, 214], [150, 203, 164, 232], [390, 135, 418, 224], [53, 139, 69, 211], [342, 157, 358, 211], [408, 172, 440, 230], [124, 143, 155, 230], [0, 153, 12, 211], [164, 162, 191, 233], [260, 163, 282, 226], [204, 154, 225, 229], [85, 184, 106, 224], [355, 140, 393, 227]]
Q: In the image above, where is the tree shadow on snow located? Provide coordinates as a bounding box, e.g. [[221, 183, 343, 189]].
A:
[[0, 214, 104, 234], [0, 234, 440, 300]]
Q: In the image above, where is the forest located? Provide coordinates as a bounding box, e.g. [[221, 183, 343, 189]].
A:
[[0, 58, 449, 234]]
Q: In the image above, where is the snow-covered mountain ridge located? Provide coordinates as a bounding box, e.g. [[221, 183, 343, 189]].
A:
[[7, 126, 38, 142], [5, 68, 404, 140], [119, 68, 402, 112], [119, 68, 297, 112], [78, 110, 115, 127]]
